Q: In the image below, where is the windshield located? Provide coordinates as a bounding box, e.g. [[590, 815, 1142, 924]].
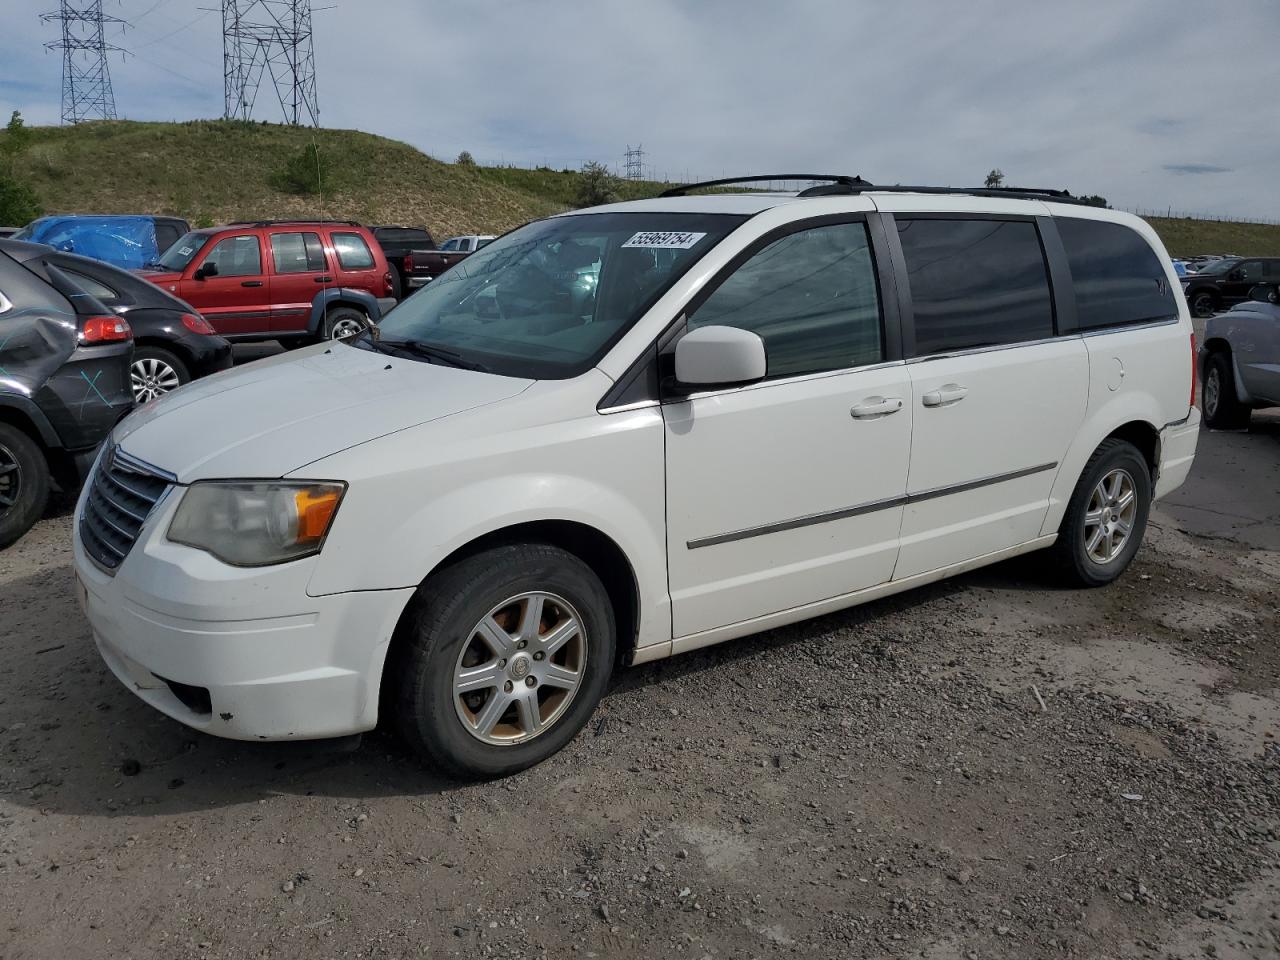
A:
[[156, 231, 211, 271], [1195, 258, 1238, 276], [364, 212, 745, 378]]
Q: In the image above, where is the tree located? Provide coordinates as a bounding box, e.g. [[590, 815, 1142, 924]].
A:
[[0, 175, 43, 226], [575, 161, 618, 208], [269, 142, 332, 195], [984, 168, 1005, 189], [455, 150, 476, 167], [1078, 194, 1109, 208], [1, 111, 32, 177]]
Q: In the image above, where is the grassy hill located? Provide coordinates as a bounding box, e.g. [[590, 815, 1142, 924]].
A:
[[4, 119, 1279, 257]]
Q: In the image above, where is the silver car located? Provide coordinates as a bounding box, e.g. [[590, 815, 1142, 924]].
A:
[[1200, 283, 1280, 428]]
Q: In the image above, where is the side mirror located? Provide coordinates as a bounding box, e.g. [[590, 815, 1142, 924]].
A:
[[1248, 283, 1279, 304], [1227, 269, 1243, 281], [673, 325, 767, 388], [194, 261, 218, 280]]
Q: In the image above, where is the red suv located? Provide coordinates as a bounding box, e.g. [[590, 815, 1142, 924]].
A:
[[139, 220, 397, 343]]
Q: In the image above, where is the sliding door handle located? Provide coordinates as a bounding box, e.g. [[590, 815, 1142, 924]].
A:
[[922, 383, 968, 407], [850, 396, 904, 419]]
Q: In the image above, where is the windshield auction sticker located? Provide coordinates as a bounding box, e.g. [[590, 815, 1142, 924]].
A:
[[622, 231, 707, 249]]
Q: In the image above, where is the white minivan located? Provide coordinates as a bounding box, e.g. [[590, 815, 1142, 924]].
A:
[[73, 177, 1201, 777]]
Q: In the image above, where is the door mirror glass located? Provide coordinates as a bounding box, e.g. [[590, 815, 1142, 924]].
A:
[[1248, 283, 1279, 304], [195, 261, 218, 279], [1227, 269, 1243, 281], [674, 325, 767, 387]]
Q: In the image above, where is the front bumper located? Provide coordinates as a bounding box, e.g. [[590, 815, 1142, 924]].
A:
[[1154, 407, 1201, 500], [73, 479, 415, 741]]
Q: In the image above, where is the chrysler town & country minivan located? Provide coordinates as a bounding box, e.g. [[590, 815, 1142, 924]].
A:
[[73, 177, 1201, 777]]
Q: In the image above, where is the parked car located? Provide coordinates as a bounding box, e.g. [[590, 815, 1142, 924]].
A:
[[73, 178, 1200, 777], [1199, 282, 1280, 428], [0, 227, 20, 240], [1181, 256, 1280, 317], [0, 238, 134, 547], [371, 225, 436, 299], [138, 220, 397, 344], [36, 250, 233, 403], [440, 235, 496, 253], [11, 215, 190, 271]]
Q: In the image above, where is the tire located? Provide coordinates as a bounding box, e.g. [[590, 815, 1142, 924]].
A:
[[131, 346, 189, 403], [324, 306, 369, 340], [1202, 352, 1251, 429], [391, 543, 616, 779], [387, 267, 403, 301], [1051, 438, 1151, 587], [1189, 290, 1219, 319], [0, 422, 51, 550]]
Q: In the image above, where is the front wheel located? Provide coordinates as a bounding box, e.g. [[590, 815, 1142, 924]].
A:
[[391, 543, 616, 779], [1190, 290, 1218, 318], [1051, 438, 1151, 587]]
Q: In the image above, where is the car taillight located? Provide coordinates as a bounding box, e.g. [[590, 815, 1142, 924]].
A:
[[181, 312, 216, 335], [403, 255, 414, 273], [1189, 332, 1197, 408], [80, 315, 132, 343]]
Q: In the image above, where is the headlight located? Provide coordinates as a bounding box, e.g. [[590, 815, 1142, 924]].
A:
[[167, 481, 345, 566]]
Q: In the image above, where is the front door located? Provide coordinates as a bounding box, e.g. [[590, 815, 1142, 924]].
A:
[[663, 218, 912, 639], [181, 233, 269, 337], [888, 215, 1089, 579], [267, 231, 329, 333]]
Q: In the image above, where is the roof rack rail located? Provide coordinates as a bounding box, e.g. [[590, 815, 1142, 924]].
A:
[[659, 174, 871, 198], [809, 184, 1086, 204], [224, 219, 363, 227]]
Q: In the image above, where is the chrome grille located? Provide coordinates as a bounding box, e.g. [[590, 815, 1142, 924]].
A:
[[79, 444, 172, 571]]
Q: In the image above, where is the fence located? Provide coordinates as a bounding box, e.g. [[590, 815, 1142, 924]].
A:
[[1121, 206, 1280, 227]]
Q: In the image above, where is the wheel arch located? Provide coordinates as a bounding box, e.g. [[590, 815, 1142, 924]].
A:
[[307, 288, 378, 335], [132, 336, 195, 367]]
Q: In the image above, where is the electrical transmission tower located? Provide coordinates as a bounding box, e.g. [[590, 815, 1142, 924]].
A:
[[222, 0, 319, 126], [624, 144, 645, 181], [41, 1, 126, 125]]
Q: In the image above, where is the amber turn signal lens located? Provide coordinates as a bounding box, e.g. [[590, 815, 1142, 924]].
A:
[[294, 487, 341, 543]]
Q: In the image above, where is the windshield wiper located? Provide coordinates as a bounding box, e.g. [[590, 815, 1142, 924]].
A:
[[374, 337, 489, 372]]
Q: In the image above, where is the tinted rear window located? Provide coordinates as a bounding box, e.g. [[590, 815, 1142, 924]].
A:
[[1057, 218, 1177, 329], [897, 218, 1054, 355], [376, 228, 434, 246]]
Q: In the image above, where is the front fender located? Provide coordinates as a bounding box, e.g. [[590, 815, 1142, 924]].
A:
[[308, 288, 381, 334]]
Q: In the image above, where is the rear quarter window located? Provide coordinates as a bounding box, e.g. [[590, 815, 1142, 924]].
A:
[[1056, 218, 1177, 329], [332, 232, 376, 270]]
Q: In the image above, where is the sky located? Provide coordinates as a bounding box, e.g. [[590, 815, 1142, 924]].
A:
[[1, 0, 1276, 221]]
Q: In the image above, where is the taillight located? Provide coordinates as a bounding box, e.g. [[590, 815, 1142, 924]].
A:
[[80, 315, 132, 343], [1189, 332, 1197, 408], [403, 255, 414, 273], [181, 312, 216, 335]]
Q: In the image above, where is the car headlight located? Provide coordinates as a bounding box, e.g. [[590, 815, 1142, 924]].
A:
[[167, 481, 345, 566]]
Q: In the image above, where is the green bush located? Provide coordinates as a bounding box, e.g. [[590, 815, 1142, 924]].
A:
[[575, 161, 618, 208], [0, 174, 43, 226], [269, 142, 332, 195]]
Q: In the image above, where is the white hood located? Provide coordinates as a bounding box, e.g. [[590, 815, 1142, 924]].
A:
[[114, 342, 532, 481]]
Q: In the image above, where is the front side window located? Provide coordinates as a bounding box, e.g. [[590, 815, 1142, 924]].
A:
[[271, 232, 326, 273], [202, 235, 262, 277], [1236, 261, 1264, 281], [333, 232, 375, 270], [688, 221, 883, 378], [367, 212, 744, 378], [897, 218, 1053, 354], [156, 231, 210, 272], [440, 238, 460, 252], [1056, 218, 1177, 329]]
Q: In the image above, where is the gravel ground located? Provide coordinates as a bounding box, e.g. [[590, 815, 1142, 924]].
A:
[[1, 419, 1277, 960]]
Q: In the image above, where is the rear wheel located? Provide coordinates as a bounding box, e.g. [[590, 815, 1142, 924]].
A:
[[325, 307, 369, 340], [1052, 438, 1151, 587], [1190, 290, 1219, 318], [1202, 352, 1251, 429], [131, 347, 189, 403], [391, 543, 616, 779], [0, 423, 51, 550]]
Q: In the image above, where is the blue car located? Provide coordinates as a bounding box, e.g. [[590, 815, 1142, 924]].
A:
[[11, 215, 189, 271]]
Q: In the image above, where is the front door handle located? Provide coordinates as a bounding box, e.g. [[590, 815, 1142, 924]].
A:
[[314, 276, 332, 283], [850, 396, 904, 419], [240, 280, 263, 288], [922, 383, 968, 407]]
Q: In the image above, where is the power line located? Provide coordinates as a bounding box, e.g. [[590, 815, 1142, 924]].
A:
[[41, 1, 127, 124], [221, 0, 320, 126]]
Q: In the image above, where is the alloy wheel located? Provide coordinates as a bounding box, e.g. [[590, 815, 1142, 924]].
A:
[[1192, 294, 1214, 318], [329, 316, 366, 339], [131, 358, 182, 402], [0, 442, 21, 512], [1204, 367, 1220, 418], [1083, 468, 1137, 564], [452, 591, 587, 745]]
